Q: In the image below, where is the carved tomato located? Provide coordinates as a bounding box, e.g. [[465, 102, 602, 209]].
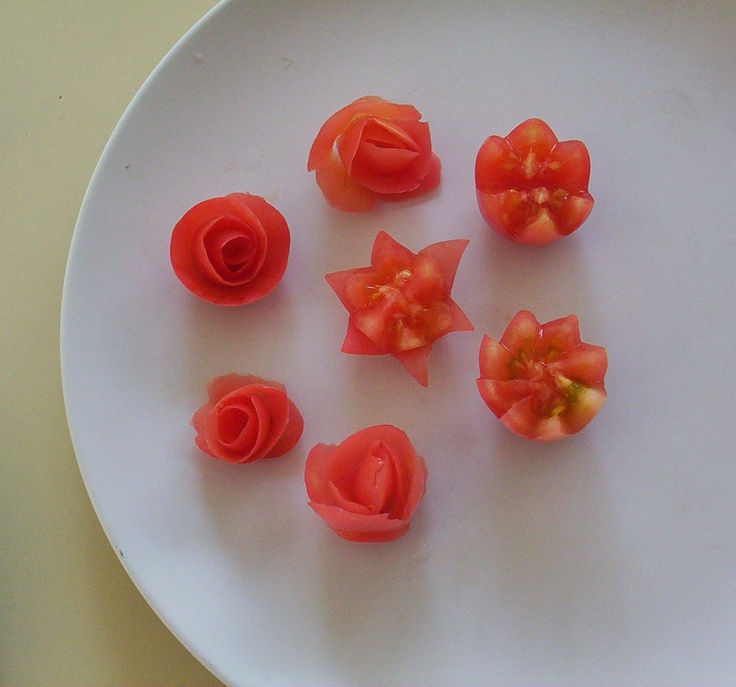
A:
[[325, 231, 473, 386], [477, 310, 607, 440], [475, 118, 594, 245]]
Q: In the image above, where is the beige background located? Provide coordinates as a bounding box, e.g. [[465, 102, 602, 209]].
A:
[[2, 2, 226, 685]]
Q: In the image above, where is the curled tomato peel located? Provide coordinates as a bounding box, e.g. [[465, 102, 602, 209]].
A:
[[170, 193, 290, 306], [305, 424, 428, 542], [191, 373, 304, 463], [308, 96, 441, 212]]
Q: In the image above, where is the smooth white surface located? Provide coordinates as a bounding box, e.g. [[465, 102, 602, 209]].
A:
[[61, 1, 736, 685]]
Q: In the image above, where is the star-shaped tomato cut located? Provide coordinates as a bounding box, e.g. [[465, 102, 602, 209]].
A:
[[325, 231, 473, 386]]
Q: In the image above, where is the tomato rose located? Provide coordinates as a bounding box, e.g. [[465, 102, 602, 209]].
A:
[[170, 193, 290, 305], [475, 118, 594, 245], [191, 373, 304, 463], [305, 424, 428, 543], [325, 231, 473, 386], [477, 310, 607, 441], [307, 96, 442, 212]]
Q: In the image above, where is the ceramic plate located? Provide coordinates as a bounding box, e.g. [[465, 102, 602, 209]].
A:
[[61, 1, 736, 685]]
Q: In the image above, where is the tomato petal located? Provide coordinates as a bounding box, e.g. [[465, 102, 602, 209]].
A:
[[558, 386, 607, 435], [505, 118, 559, 160], [541, 139, 592, 192], [478, 334, 513, 380], [308, 96, 413, 171], [303, 443, 335, 502], [419, 238, 470, 292], [516, 206, 564, 246], [338, 117, 428, 193], [476, 378, 543, 419], [307, 502, 410, 542], [371, 230, 416, 271], [500, 395, 568, 442], [552, 193, 595, 237], [448, 300, 474, 333], [313, 150, 377, 213], [392, 345, 432, 387], [538, 314, 581, 352], [264, 399, 304, 458], [325, 267, 369, 312], [499, 310, 540, 351], [474, 135, 518, 192], [340, 320, 387, 355], [376, 153, 442, 202], [548, 344, 608, 388], [327, 481, 374, 516]]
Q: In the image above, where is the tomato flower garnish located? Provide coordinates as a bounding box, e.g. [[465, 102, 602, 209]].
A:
[[325, 231, 473, 386], [305, 424, 428, 543], [170, 193, 290, 305], [477, 310, 607, 441], [475, 118, 594, 245], [191, 373, 304, 463], [307, 96, 442, 213]]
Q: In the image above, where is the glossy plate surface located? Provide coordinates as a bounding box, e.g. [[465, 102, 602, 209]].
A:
[[61, 2, 736, 685]]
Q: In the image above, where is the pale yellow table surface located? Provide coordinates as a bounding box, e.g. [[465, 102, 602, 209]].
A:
[[1, 2, 227, 685]]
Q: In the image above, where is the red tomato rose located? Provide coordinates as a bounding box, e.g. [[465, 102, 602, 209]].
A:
[[307, 96, 442, 212], [170, 193, 290, 305], [475, 118, 594, 245], [477, 310, 607, 441], [325, 231, 473, 386], [305, 424, 428, 543], [191, 373, 304, 463]]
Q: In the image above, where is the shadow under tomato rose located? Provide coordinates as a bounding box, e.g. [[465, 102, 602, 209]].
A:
[[170, 193, 290, 306], [307, 96, 442, 213], [191, 373, 304, 463], [305, 424, 428, 543]]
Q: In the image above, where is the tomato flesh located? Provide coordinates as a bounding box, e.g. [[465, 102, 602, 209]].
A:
[[326, 231, 473, 386], [477, 310, 607, 441], [475, 118, 594, 246], [344, 251, 454, 352]]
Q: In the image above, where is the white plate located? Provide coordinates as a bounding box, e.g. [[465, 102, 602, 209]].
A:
[[61, 2, 736, 685]]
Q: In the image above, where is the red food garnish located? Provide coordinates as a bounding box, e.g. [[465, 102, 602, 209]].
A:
[[191, 373, 303, 463], [307, 96, 441, 212], [325, 231, 473, 386], [170, 193, 290, 305], [475, 118, 594, 245], [305, 424, 428, 543], [477, 310, 607, 441]]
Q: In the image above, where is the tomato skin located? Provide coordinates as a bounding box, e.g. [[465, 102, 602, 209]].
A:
[[170, 193, 290, 305], [308, 96, 441, 213], [305, 424, 428, 543], [325, 231, 473, 386], [477, 310, 607, 441], [191, 373, 303, 463], [475, 118, 594, 246]]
